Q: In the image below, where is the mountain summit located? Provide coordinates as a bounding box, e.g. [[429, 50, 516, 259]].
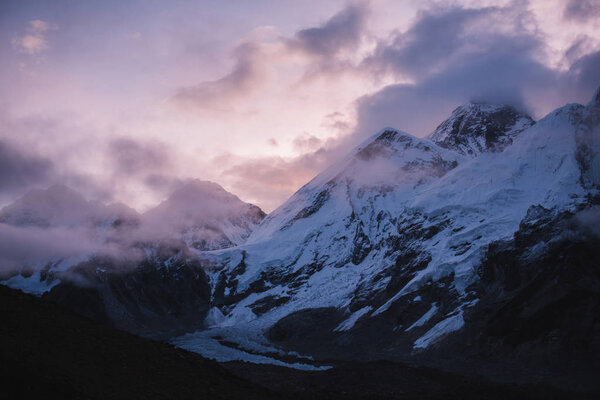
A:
[[2, 88, 600, 391], [429, 102, 535, 156], [142, 179, 265, 250], [172, 88, 599, 382]]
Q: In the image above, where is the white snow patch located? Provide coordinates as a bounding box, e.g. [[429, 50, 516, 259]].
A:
[[413, 311, 464, 349], [334, 306, 372, 332], [2, 271, 60, 296], [172, 329, 330, 371], [213, 305, 258, 328], [204, 307, 227, 328]]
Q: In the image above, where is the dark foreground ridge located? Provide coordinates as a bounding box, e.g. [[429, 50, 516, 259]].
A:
[[0, 285, 272, 400], [0, 285, 594, 400]]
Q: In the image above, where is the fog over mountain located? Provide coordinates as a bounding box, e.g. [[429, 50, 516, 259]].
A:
[[1, 87, 599, 394], [1, 1, 600, 398], [0, 180, 264, 278]]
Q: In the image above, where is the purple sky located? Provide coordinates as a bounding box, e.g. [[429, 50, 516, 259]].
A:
[[1, 0, 599, 212]]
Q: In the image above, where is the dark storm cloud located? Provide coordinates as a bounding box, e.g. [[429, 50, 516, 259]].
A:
[[364, 4, 541, 80], [564, 0, 600, 21], [0, 139, 53, 194], [291, 2, 368, 56], [354, 3, 598, 138], [567, 50, 600, 96], [355, 51, 557, 136], [366, 7, 488, 79]]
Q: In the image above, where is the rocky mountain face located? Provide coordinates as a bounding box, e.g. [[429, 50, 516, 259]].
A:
[[428, 102, 535, 156], [2, 88, 599, 390], [172, 88, 600, 388], [40, 243, 213, 339]]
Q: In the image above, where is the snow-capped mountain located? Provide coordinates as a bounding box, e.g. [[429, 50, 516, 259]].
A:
[[142, 179, 265, 250], [428, 102, 535, 156], [2, 88, 599, 377], [173, 88, 600, 370], [0, 180, 266, 337]]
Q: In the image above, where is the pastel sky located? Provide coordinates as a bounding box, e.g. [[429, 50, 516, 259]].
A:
[[1, 0, 599, 212]]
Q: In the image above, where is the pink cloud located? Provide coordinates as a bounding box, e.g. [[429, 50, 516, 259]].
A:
[[12, 19, 58, 55]]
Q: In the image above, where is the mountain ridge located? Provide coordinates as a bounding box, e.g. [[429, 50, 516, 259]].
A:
[[1, 90, 599, 392], [428, 102, 535, 156], [172, 89, 599, 379]]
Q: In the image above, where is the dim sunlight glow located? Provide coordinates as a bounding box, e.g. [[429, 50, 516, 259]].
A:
[[0, 0, 598, 212]]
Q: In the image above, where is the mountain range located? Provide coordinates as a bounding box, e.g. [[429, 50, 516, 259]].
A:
[[2, 87, 600, 392]]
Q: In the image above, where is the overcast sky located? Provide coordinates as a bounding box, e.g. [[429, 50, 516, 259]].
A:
[[1, 0, 599, 212]]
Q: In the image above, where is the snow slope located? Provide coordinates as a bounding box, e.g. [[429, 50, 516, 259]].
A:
[[175, 93, 600, 357], [2, 89, 599, 364], [429, 102, 534, 156]]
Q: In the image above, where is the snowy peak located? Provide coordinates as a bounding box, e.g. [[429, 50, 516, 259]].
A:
[[356, 129, 437, 161], [146, 179, 265, 223], [349, 128, 460, 186], [142, 179, 265, 250], [251, 128, 461, 243], [315, 128, 460, 189], [191, 91, 598, 360], [429, 102, 534, 156], [167, 180, 241, 208], [5, 88, 600, 373]]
